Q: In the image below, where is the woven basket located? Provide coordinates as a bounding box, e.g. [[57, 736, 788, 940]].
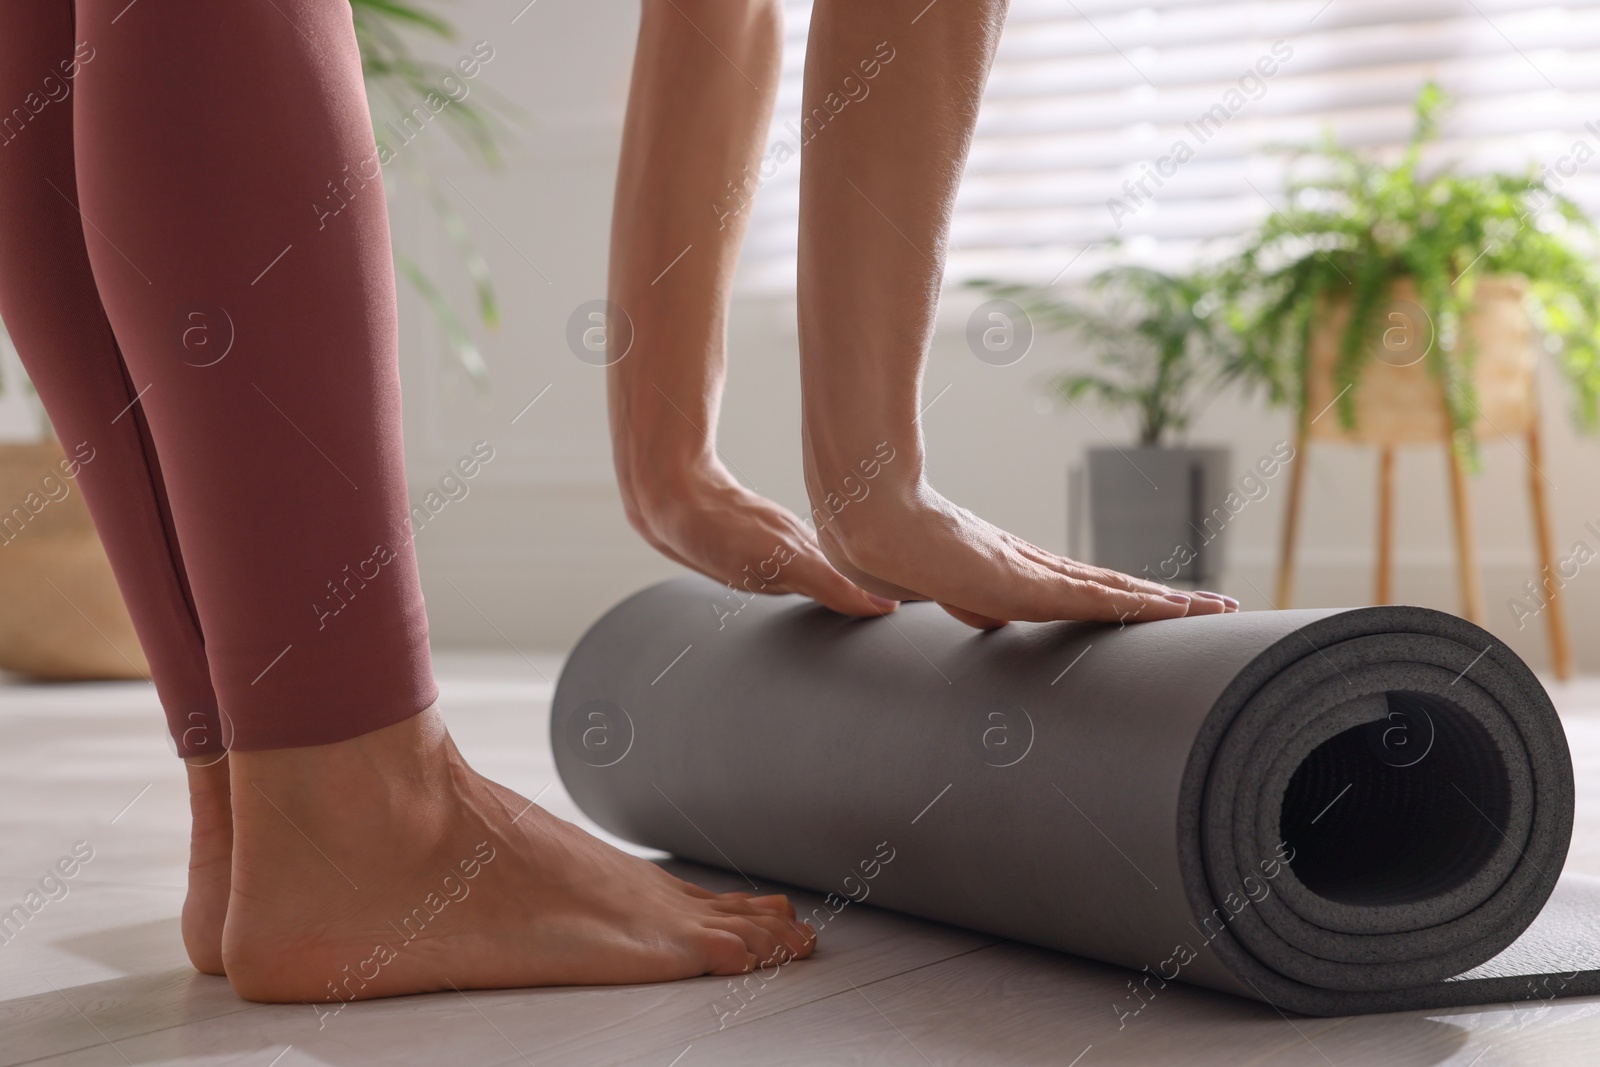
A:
[[0, 440, 149, 680], [1305, 275, 1536, 445]]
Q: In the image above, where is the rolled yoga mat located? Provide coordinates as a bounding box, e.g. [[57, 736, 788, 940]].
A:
[[551, 576, 1600, 1016]]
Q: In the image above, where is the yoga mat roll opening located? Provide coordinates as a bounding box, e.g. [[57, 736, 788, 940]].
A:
[[553, 577, 1600, 1016]]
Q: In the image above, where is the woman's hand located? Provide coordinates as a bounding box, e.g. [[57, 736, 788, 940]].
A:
[[792, 0, 1235, 630], [620, 458, 898, 618], [806, 465, 1234, 629]]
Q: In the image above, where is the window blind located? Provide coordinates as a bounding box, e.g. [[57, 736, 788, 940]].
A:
[[735, 0, 1600, 292]]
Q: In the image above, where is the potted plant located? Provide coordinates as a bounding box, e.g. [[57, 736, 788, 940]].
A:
[[1225, 82, 1600, 456], [0, 0, 516, 679], [972, 266, 1265, 585]]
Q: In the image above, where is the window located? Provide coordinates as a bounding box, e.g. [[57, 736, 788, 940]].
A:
[[735, 0, 1600, 292]]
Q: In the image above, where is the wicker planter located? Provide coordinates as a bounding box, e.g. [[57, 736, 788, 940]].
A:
[[1277, 272, 1572, 677], [1305, 275, 1535, 444], [0, 440, 148, 680]]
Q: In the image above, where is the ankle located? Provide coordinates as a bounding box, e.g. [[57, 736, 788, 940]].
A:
[[230, 705, 448, 788], [228, 706, 457, 842]]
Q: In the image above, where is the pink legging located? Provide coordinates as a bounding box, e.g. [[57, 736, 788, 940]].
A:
[[0, 0, 436, 754]]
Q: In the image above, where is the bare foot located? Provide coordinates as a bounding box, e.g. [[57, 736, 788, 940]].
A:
[[181, 754, 232, 976], [622, 458, 898, 618], [813, 479, 1237, 628], [221, 707, 814, 1004]]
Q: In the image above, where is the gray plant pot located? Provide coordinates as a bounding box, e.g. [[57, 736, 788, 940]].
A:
[[1076, 445, 1232, 586]]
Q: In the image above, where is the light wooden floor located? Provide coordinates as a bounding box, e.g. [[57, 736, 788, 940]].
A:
[[5, 655, 1600, 1066]]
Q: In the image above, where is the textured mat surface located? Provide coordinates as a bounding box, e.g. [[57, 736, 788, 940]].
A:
[[552, 576, 1600, 1015]]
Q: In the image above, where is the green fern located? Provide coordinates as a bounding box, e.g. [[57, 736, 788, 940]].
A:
[[1224, 83, 1600, 462]]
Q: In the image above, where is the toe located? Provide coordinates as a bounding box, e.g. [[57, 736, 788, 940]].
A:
[[716, 915, 787, 968], [712, 893, 778, 918], [741, 893, 798, 919], [751, 911, 816, 960], [714, 892, 799, 921], [700, 928, 759, 976]]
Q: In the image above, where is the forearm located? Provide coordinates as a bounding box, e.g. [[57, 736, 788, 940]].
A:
[[607, 0, 784, 512], [796, 0, 1007, 497]]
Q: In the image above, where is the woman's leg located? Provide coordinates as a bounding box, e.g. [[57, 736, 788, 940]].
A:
[[62, 0, 808, 999], [0, 0, 231, 975], [73, 0, 435, 751], [795, 0, 1233, 626]]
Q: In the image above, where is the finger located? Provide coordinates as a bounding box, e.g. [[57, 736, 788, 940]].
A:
[[930, 566, 1195, 624], [1178, 592, 1229, 615], [1006, 536, 1179, 599], [1076, 566, 1181, 598], [1068, 585, 1196, 627], [1064, 558, 1231, 613], [939, 602, 1009, 629], [1193, 590, 1240, 611], [776, 545, 900, 617], [1025, 577, 1195, 624], [1009, 541, 1232, 616]]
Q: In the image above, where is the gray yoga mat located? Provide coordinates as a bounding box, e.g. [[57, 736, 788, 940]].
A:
[[551, 576, 1600, 1016]]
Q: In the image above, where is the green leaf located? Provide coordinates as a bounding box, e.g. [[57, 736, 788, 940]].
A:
[[977, 264, 1247, 447], [1222, 81, 1600, 449], [352, 0, 455, 41], [394, 154, 501, 333], [396, 254, 490, 390]]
